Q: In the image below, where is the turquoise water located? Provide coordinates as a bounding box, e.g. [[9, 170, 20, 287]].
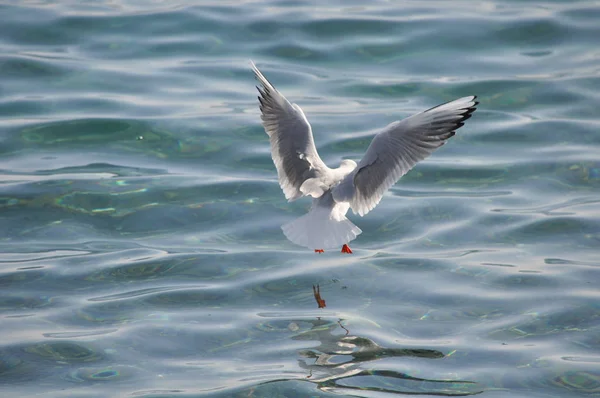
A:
[[1, 0, 600, 396]]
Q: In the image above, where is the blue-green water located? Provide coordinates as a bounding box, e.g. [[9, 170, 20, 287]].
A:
[[1, 1, 600, 397]]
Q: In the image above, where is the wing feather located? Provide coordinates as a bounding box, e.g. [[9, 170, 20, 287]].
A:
[[333, 96, 478, 216], [252, 61, 329, 201]]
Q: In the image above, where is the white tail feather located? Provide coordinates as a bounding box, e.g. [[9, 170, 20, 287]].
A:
[[281, 205, 362, 250]]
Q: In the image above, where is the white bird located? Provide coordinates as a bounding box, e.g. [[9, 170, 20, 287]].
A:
[[252, 61, 477, 253]]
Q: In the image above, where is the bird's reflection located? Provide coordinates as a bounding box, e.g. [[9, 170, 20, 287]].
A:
[[297, 286, 483, 396]]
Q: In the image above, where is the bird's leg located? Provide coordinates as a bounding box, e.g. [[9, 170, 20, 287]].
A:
[[314, 249, 324, 253], [341, 244, 353, 254]]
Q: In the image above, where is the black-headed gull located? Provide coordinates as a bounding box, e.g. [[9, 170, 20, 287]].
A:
[[252, 62, 477, 253]]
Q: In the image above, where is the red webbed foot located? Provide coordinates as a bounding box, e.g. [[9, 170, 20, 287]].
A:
[[341, 244, 353, 254], [314, 249, 324, 253]]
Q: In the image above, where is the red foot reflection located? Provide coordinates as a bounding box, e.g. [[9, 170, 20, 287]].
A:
[[312, 284, 326, 308]]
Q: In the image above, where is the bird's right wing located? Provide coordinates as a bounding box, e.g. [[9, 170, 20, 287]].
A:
[[333, 96, 478, 216], [252, 61, 329, 201]]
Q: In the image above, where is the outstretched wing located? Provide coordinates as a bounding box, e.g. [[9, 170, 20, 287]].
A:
[[332, 96, 478, 216], [252, 61, 329, 201]]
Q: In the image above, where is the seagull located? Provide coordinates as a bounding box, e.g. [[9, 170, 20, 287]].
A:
[[252, 61, 477, 253]]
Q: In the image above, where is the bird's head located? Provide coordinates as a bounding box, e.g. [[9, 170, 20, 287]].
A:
[[340, 159, 358, 170]]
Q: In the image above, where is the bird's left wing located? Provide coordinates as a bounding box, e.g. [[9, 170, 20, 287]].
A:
[[252, 61, 329, 201], [333, 96, 478, 216]]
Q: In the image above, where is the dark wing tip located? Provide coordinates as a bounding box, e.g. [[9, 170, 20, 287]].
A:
[[430, 97, 478, 142], [460, 113, 473, 123], [457, 96, 478, 125]]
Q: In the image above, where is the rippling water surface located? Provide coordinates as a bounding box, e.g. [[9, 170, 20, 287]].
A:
[[1, 0, 600, 397]]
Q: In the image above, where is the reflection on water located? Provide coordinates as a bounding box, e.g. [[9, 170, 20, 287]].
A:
[[239, 285, 482, 396], [292, 285, 483, 396], [313, 284, 327, 309], [298, 318, 481, 396]]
